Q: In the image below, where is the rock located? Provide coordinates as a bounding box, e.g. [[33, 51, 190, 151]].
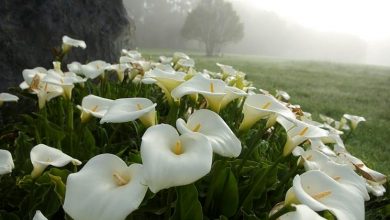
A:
[[0, 0, 135, 91]]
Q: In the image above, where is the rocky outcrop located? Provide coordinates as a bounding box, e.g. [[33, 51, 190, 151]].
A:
[[0, 0, 135, 91]]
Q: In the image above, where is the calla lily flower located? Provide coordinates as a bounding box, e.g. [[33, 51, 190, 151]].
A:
[[216, 63, 237, 79], [30, 144, 81, 178], [63, 154, 147, 220], [279, 204, 326, 220], [159, 56, 173, 64], [20, 67, 47, 90], [275, 90, 291, 102], [298, 149, 369, 200], [277, 115, 329, 156], [336, 150, 387, 185], [176, 109, 241, 157], [172, 52, 190, 64], [42, 70, 83, 100], [0, 149, 14, 175], [143, 68, 186, 104], [100, 98, 157, 127], [286, 170, 365, 220], [81, 60, 110, 79], [62, 35, 86, 53], [319, 114, 335, 125], [342, 114, 366, 130], [33, 210, 48, 220], [0, 93, 19, 107], [239, 94, 296, 131], [105, 64, 131, 82], [171, 74, 246, 112], [141, 124, 212, 193], [77, 95, 114, 122], [121, 49, 142, 60], [176, 58, 195, 69], [67, 61, 83, 75]]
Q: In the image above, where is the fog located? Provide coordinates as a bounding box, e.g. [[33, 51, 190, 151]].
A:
[[124, 0, 390, 66]]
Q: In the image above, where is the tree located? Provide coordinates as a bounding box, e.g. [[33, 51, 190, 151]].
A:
[[181, 0, 244, 56]]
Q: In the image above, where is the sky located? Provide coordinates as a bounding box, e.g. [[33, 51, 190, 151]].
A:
[[237, 0, 390, 42]]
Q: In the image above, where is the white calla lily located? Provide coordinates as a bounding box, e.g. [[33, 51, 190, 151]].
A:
[[81, 60, 110, 79], [171, 74, 246, 112], [42, 70, 85, 99], [159, 56, 173, 64], [105, 64, 131, 82], [0, 149, 14, 175], [62, 35, 86, 52], [342, 114, 366, 130], [172, 52, 190, 64], [67, 61, 83, 75], [216, 63, 237, 79], [100, 98, 157, 127], [277, 115, 328, 156], [63, 154, 147, 220], [300, 150, 369, 200], [20, 67, 47, 90], [143, 68, 186, 104], [239, 94, 295, 131], [287, 170, 365, 220], [30, 144, 81, 178], [121, 49, 142, 60], [336, 150, 387, 185], [0, 93, 19, 107], [275, 90, 291, 101], [77, 95, 113, 122], [279, 204, 325, 220], [141, 124, 212, 193], [33, 210, 48, 220], [176, 109, 241, 157]]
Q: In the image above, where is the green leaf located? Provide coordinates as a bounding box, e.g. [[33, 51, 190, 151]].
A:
[[171, 184, 203, 220]]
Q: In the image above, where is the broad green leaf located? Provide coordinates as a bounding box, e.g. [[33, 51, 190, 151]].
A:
[[171, 184, 203, 220]]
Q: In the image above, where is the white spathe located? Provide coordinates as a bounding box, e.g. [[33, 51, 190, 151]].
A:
[[0, 93, 19, 107], [279, 204, 326, 220], [77, 95, 114, 122], [176, 109, 241, 158], [30, 144, 81, 178], [277, 115, 329, 156], [141, 124, 212, 193], [32, 210, 48, 220], [171, 74, 246, 112], [342, 114, 366, 130], [63, 154, 147, 220], [62, 35, 86, 49], [290, 170, 365, 220], [0, 149, 14, 175], [81, 60, 110, 79], [100, 98, 157, 127], [239, 94, 295, 131]]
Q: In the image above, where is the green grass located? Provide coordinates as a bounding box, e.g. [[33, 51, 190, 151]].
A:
[[142, 50, 390, 176]]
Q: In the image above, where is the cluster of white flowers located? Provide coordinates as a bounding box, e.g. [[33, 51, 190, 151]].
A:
[[0, 36, 387, 220]]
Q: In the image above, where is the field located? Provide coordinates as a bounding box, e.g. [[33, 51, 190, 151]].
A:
[[144, 50, 390, 176]]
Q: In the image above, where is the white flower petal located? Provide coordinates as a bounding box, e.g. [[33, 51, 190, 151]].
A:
[[141, 124, 212, 193], [33, 210, 48, 220], [100, 98, 157, 126], [0, 93, 19, 102], [30, 144, 81, 177], [62, 35, 86, 49], [0, 150, 14, 175], [63, 154, 147, 220], [176, 109, 241, 157], [78, 95, 114, 118], [292, 170, 365, 220]]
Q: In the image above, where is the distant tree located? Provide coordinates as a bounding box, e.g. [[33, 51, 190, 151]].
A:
[[181, 0, 244, 56]]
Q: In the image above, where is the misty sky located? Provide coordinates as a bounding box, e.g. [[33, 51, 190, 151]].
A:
[[237, 0, 390, 42]]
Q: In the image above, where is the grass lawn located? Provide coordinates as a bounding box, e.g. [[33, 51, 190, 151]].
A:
[[142, 50, 390, 176]]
